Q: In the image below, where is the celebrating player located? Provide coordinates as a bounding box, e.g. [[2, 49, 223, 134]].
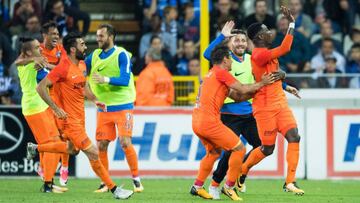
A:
[[239, 6, 305, 195], [85, 24, 143, 193], [17, 37, 65, 193], [203, 20, 299, 198], [190, 44, 278, 201], [16, 21, 70, 186], [26, 32, 133, 200]]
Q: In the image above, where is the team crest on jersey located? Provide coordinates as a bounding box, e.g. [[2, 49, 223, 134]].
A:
[[56, 51, 61, 58]]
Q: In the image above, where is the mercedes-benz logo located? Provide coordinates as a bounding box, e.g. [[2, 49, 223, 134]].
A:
[[0, 112, 24, 154]]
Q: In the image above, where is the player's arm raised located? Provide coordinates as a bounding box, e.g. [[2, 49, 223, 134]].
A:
[[36, 77, 67, 119]]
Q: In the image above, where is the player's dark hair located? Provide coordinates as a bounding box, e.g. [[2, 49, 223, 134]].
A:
[[19, 37, 35, 54], [247, 22, 263, 41], [210, 44, 230, 65], [98, 23, 116, 40], [41, 21, 58, 34], [63, 32, 82, 54]]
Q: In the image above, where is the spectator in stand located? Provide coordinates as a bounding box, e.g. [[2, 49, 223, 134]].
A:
[[139, 14, 176, 58], [0, 89, 14, 105], [188, 57, 200, 77], [0, 32, 15, 73], [0, 48, 4, 76], [136, 47, 174, 106], [346, 43, 360, 74], [0, 0, 11, 38], [179, 2, 199, 47], [344, 26, 360, 56], [288, 0, 313, 38], [161, 6, 179, 40], [44, 0, 89, 37], [311, 38, 346, 73], [323, 0, 355, 34], [243, 0, 276, 35], [210, 0, 239, 39], [311, 19, 343, 55], [62, 0, 90, 36], [272, 16, 311, 73], [317, 55, 348, 88], [15, 14, 42, 55], [10, 0, 41, 35], [176, 40, 198, 75], [135, 35, 175, 75], [311, 13, 341, 35]]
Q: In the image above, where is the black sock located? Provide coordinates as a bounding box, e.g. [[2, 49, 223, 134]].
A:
[[239, 175, 247, 184], [110, 186, 117, 193]]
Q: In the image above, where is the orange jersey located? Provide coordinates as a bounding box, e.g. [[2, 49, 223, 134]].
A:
[[251, 34, 293, 111], [40, 43, 66, 107], [193, 66, 237, 122], [40, 43, 66, 65], [135, 61, 174, 106], [47, 56, 87, 125]]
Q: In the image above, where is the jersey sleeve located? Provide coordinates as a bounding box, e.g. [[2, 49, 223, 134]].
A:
[[215, 68, 237, 87], [108, 51, 131, 86], [47, 61, 68, 83], [252, 34, 293, 66]]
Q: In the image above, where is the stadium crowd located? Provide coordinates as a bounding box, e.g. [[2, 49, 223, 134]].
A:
[[1, 0, 360, 105]]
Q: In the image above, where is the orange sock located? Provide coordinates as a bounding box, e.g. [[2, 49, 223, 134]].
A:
[[99, 150, 109, 171], [286, 143, 299, 184], [43, 153, 61, 182], [38, 142, 67, 153], [226, 148, 245, 186], [123, 145, 139, 177], [241, 147, 266, 175], [39, 152, 44, 170], [89, 159, 116, 190], [61, 153, 69, 168], [196, 153, 219, 183]]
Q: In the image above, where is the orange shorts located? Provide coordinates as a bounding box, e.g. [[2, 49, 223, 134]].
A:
[[254, 105, 297, 145], [63, 122, 92, 150], [192, 120, 241, 152], [96, 110, 133, 141], [25, 108, 60, 144]]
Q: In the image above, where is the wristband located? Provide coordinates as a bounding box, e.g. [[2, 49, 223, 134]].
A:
[[104, 77, 110, 83]]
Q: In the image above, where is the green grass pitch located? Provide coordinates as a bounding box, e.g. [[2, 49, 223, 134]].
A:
[[0, 178, 359, 202]]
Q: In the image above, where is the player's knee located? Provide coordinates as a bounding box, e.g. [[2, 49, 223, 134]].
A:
[[285, 128, 301, 143], [261, 145, 275, 156], [208, 148, 222, 158], [98, 140, 109, 151], [85, 146, 99, 160], [120, 137, 132, 148]]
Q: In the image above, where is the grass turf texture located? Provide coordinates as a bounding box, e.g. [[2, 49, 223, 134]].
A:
[[0, 178, 359, 202]]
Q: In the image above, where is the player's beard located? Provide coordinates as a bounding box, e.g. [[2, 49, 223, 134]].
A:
[[100, 39, 110, 50], [75, 49, 85, 60]]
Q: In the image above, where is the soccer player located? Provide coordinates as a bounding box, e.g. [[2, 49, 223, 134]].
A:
[[16, 21, 70, 186], [85, 24, 143, 193], [190, 44, 277, 201], [27, 32, 134, 199], [17, 37, 65, 193], [239, 6, 305, 195]]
